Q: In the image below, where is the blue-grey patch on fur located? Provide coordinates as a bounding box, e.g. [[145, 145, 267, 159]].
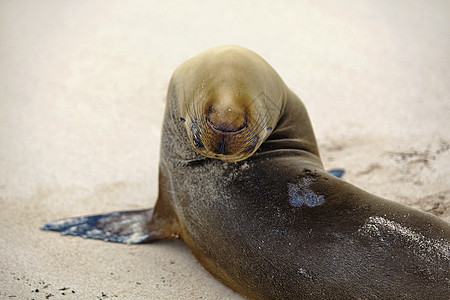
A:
[[288, 177, 324, 207]]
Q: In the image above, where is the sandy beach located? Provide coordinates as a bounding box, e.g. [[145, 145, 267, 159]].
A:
[[1, 1, 449, 298]]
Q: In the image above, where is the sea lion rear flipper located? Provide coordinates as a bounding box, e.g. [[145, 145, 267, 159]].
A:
[[327, 168, 344, 178], [41, 209, 167, 244]]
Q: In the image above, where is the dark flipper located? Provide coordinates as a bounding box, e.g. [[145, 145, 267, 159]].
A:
[[327, 168, 344, 178], [41, 209, 164, 244]]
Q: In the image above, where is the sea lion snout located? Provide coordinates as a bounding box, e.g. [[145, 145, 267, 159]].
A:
[[205, 104, 249, 156], [206, 104, 248, 133], [187, 112, 259, 161], [182, 91, 264, 161], [205, 123, 253, 157]]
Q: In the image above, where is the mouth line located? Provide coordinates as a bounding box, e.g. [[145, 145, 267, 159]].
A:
[[206, 115, 248, 134]]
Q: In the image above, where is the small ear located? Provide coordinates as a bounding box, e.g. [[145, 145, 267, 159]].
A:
[[41, 209, 165, 244], [327, 169, 345, 178]]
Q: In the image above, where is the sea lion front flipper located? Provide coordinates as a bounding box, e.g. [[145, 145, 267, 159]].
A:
[[327, 168, 344, 178], [41, 209, 168, 244]]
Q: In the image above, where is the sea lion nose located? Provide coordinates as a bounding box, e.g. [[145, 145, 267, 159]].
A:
[[207, 105, 247, 133]]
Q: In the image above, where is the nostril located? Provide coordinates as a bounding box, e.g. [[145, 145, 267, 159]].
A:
[[218, 139, 226, 154]]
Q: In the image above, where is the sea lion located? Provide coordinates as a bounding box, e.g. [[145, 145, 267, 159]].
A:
[[42, 45, 450, 299]]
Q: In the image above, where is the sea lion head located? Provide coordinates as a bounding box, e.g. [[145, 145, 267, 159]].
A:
[[173, 45, 286, 162]]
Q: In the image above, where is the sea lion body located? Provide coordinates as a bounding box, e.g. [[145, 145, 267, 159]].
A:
[[42, 45, 450, 299], [163, 155, 450, 299]]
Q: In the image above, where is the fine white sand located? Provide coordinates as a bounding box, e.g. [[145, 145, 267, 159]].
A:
[[1, 1, 449, 299]]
